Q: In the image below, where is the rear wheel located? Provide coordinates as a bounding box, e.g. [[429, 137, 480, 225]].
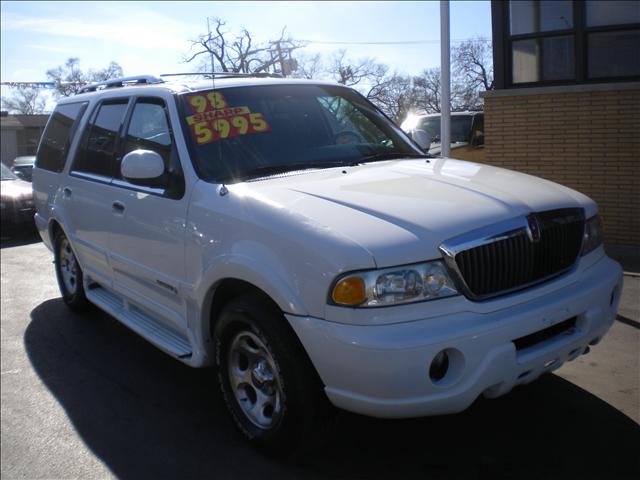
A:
[[215, 293, 330, 454], [54, 230, 91, 311]]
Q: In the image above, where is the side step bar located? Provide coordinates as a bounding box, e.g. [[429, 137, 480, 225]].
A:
[[86, 285, 192, 358]]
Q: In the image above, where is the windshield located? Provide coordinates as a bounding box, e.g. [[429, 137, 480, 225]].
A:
[[418, 116, 473, 144], [179, 84, 425, 182], [1, 163, 17, 180]]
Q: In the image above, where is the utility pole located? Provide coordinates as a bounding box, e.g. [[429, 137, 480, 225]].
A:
[[440, 0, 451, 158]]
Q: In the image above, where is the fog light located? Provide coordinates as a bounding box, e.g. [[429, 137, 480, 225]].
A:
[[429, 350, 449, 382]]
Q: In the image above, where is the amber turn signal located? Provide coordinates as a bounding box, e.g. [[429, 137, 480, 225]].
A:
[[332, 276, 366, 306]]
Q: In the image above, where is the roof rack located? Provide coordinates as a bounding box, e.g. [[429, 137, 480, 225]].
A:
[[160, 72, 284, 79], [77, 75, 164, 94]]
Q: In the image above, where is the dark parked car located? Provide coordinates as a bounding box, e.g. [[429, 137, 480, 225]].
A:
[[11, 155, 36, 182], [1, 163, 35, 235]]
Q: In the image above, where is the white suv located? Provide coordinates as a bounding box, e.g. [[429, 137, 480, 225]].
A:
[[33, 74, 623, 452]]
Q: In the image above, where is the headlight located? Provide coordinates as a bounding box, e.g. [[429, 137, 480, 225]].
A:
[[582, 215, 604, 256], [330, 260, 458, 307]]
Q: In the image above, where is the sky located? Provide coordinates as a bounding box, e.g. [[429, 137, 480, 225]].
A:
[[0, 0, 492, 108]]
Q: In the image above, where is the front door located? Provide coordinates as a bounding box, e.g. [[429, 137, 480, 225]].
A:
[[107, 96, 190, 336]]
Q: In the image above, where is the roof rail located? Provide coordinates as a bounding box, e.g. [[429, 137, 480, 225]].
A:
[[160, 72, 284, 79], [77, 75, 164, 94]]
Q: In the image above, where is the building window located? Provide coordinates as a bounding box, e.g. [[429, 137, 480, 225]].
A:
[[510, 0, 574, 34], [509, 1, 576, 84], [588, 30, 640, 78], [506, 0, 640, 85], [586, 0, 640, 27]]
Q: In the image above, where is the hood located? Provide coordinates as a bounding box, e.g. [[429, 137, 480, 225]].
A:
[[231, 158, 594, 268]]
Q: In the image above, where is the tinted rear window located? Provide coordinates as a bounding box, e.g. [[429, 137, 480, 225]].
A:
[[72, 100, 128, 178], [36, 102, 88, 172]]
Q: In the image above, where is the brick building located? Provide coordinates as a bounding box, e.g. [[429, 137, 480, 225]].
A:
[[0, 112, 49, 166], [482, 1, 639, 248]]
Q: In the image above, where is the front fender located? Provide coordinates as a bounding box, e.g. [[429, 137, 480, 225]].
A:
[[196, 252, 309, 317]]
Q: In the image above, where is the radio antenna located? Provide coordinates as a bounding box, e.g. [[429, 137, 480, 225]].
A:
[[207, 17, 226, 191]]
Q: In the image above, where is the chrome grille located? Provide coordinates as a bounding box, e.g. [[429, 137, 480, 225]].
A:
[[440, 209, 585, 300]]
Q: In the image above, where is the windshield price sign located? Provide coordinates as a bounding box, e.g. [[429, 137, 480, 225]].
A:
[[185, 91, 271, 145]]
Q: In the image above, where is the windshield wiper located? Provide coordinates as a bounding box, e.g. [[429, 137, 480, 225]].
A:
[[218, 160, 360, 182], [359, 152, 432, 163]]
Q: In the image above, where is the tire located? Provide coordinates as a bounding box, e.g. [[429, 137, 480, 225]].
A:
[[54, 230, 91, 311], [214, 292, 330, 455]]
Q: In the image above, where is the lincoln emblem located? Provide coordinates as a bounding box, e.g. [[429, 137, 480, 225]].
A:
[[526, 214, 541, 243]]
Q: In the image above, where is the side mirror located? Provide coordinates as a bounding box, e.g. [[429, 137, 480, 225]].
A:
[[411, 129, 431, 151], [120, 150, 166, 187], [471, 130, 484, 147]]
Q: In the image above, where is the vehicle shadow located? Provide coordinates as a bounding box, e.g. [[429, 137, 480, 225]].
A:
[[26, 299, 640, 480], [1, 228, 41, 248]]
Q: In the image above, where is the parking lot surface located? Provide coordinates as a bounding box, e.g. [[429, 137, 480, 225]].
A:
[[2, 233, 639, 480]]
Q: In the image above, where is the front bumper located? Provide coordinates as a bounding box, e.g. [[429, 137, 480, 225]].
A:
[[286, 255, 623, 418]]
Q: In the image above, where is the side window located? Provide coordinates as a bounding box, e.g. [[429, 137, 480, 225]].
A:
[[73, 100, 128, 178], [36, 102, 88, 172], [115, 97, 184, 198], [117, 98, 173, 178]]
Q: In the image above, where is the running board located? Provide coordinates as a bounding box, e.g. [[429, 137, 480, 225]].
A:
[[86, 285, 192, 358]]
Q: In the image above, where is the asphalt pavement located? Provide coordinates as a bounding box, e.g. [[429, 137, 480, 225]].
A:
[[1, 231, 639, 480]]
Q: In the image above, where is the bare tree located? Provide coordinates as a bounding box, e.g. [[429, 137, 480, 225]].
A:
[[291, 53, 324, 79], [1, 88, 47, 114], [186, 19, 305, 76], [327, 50, 388, 89], [367, 73, 416, 123], [453, 37, 493, 91], [46, 58, 85, 97], [412, 68, 442, 114], [46, 58, 124, 97], [88, 61, 124, 82], [451, 37, 493, 110]]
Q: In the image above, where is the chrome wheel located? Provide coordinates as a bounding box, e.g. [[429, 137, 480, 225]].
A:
[[59, 238, 78, 294], [227, 330, 284, 429]]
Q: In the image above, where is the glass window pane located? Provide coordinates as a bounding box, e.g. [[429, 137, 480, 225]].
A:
[[513, 39, 540, 83], [117, 99, 173, 180], [542, 36, 575, 80], [36, 102, 87, 172], [589, 30, 640, 78], [510, 1, 535, 35], [179, 85, 422, 182], [510, 0, 573, 35], [73, 101, 128, 177], [540, 0, 573, 31], [586, 1, 640, 27]]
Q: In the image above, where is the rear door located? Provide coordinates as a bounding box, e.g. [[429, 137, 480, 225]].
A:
[[64, 98, 130, 286], [107, 95, 189, 335], [33, 101, 88, 246]]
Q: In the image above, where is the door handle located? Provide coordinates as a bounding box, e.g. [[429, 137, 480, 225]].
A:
[[112, 201, 125, 213], [63, 187, 72, 198]]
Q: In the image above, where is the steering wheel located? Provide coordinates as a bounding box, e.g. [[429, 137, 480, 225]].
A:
[[334, 131, 363, 145]]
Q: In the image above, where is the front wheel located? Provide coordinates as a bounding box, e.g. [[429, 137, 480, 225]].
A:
[[215, 293, 330, 454], [54, 230, 91, 311]]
